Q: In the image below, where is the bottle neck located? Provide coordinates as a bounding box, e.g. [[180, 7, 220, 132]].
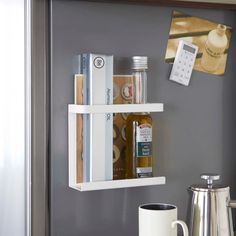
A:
[[216, 24, 226, 36], [132, 69, 147, 105]]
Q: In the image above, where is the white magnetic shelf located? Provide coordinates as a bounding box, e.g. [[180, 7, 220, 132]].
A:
[[68, 103, 164, 114], [70, 177, 166, 191], [68, 103, 165, 191]]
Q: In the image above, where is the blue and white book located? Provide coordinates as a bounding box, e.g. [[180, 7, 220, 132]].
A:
[[81, 53, 113, 182]]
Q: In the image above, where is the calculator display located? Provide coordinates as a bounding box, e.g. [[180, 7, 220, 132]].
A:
[[183, 44, 195, 54]]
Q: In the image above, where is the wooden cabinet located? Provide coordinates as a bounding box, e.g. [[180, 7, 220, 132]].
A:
[[175, 0, 236, 8], [80, 0, 236, 9], [179, 0, 236, 3]]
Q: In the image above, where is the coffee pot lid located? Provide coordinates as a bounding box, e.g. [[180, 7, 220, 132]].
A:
[[190, 173, 229, 192]]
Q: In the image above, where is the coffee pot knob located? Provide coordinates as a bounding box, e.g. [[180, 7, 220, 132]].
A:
[[201, 173, 220, 186]]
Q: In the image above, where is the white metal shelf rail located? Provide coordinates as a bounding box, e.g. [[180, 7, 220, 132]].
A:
[[68, 103, 166, 191]]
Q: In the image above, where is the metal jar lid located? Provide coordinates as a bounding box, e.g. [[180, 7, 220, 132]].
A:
[[189, 174, 229, 192], [132, 56, 148, 70]]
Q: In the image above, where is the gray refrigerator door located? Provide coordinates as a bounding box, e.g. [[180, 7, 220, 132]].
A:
[[50, 1, 236, 236]]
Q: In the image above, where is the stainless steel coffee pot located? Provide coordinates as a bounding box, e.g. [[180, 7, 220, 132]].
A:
[[187, 174, 236, 236]]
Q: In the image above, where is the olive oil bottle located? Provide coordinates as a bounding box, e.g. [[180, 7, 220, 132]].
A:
[[126, 56, 153, 178]]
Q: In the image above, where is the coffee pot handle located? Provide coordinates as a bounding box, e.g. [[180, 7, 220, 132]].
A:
[[228, 200, 236, 208], [171, 220, 189, 236]]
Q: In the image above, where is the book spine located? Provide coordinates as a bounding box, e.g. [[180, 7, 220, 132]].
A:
[[81, 53, 91, 182], [74, 74, 84, 183], [82, 53, 113, 181], [104, 56, 113, 180]]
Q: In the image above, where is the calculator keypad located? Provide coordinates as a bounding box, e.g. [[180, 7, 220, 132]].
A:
[[169, 40, 198, 86]]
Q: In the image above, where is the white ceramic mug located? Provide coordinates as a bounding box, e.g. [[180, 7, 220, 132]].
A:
[[139, 203, 189, 236]]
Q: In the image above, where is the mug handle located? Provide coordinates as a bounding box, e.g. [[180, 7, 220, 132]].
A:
[[171, 220, 189, 236]]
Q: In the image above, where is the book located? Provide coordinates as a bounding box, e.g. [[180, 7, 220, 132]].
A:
[[74, 74, 84, 183], [81, 53, 113, 182]]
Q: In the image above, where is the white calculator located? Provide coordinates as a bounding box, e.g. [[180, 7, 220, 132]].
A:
[[169, 40, 198, 86]]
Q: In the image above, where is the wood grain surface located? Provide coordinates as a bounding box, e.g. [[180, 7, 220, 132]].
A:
[[74, 75, 84, 183], [77, 0, 236, 9]]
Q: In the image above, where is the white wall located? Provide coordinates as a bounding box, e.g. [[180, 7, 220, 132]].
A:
[[0, 0, 29, 235]]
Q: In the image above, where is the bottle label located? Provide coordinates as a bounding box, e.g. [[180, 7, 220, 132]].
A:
[[136, 124, 152, 157], [205, 39, 225, 59], [205, 45, 222, 58], [136, 167, 153, 178]]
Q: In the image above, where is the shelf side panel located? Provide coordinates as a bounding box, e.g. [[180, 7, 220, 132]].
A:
[[68, 112, 77, 187]]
